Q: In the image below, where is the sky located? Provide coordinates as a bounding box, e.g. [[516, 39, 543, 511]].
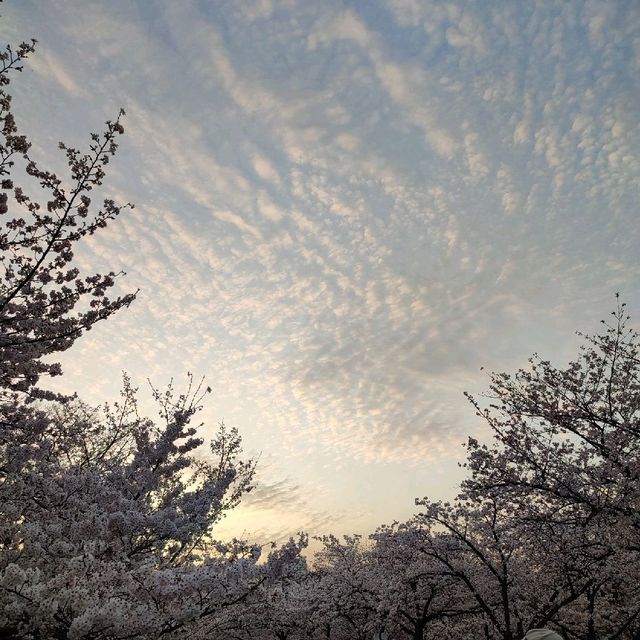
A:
[[4, 0, 640, 546]]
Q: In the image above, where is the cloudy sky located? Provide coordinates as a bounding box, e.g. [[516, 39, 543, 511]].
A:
[[5, 0, 640, 545]]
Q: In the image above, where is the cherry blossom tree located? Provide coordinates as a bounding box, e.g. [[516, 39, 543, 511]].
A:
[[463, 298, 640, 527], [309, 535, 384, 640], [224, 545, 312, 640], [0, 23, 307, 640], [410, 494, 593, 640], [459, 298, 640, 639], [368, 523, 475, 640], [0, 32, 136, 400], [0, 375, 309, 639], [259, 304, 640, 640], [303, 301, 640, 640]]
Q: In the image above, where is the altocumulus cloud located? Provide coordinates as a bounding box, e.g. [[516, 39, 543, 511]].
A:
[[7, 0, 640, 537]]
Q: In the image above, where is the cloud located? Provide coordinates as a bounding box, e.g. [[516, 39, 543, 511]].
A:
[[12, 0, 640, 544], [385, 0, 424, 28], [445, 12, 487, 55], [27, 48, 83, 96], [308, 8, 459, 159], [213, 209, 263, 240], [215, 475, 346, 546], [252, 152, 282, 186]]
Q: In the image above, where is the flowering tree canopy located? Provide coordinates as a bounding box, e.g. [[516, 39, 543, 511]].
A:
[[0, 35, 136, 399], [0, 27, 307, 640], [297, 304, 640, 640]]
